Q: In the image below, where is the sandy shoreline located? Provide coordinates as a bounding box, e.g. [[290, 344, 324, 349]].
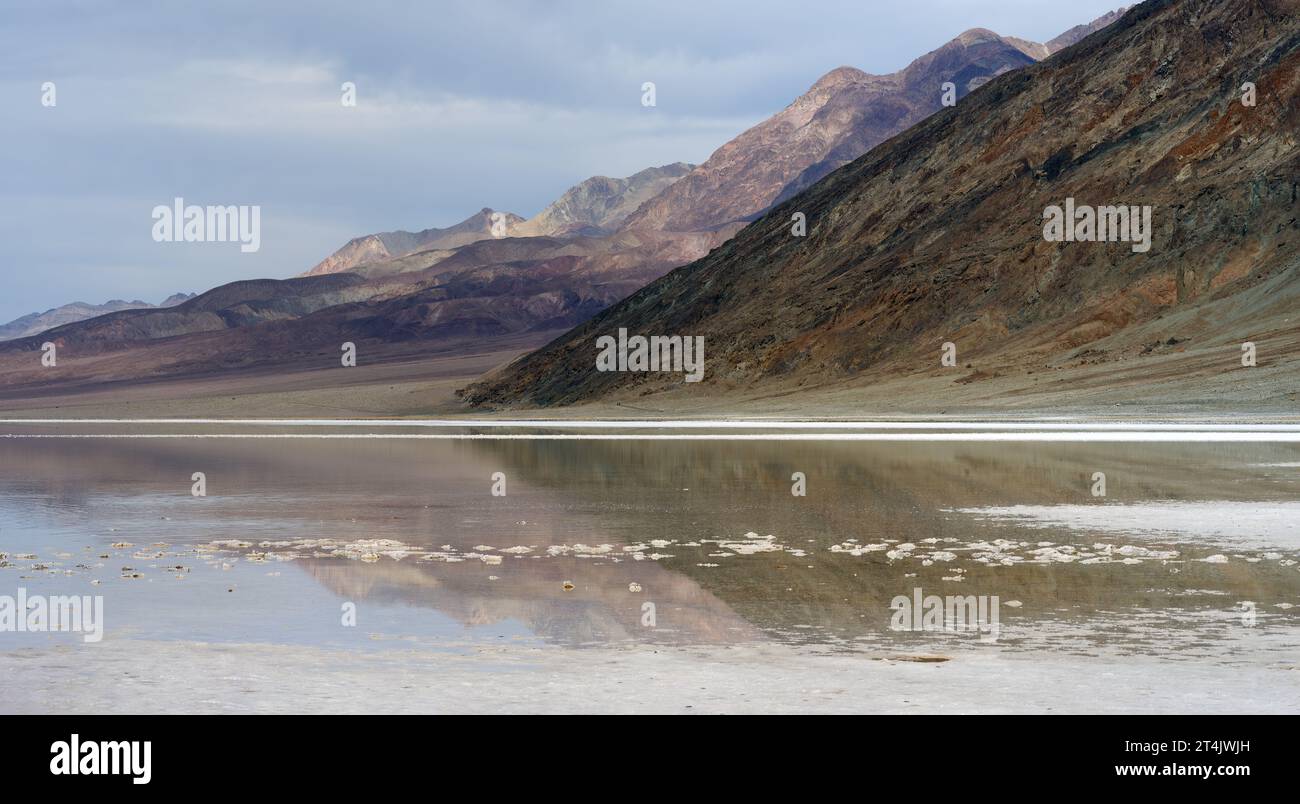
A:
[[2, 321, 1298, 422]]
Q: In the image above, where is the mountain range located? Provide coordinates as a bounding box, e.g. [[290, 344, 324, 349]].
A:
[[464, 0, 1300, 410], [303, 162, 697, 277], [0, 9, 1146, 410], [0, 294, 194, 342]]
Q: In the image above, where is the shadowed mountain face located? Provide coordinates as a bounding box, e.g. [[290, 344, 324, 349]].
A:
[[464, 0, 1300, 409]]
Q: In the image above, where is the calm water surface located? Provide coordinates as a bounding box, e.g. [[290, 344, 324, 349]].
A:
[[2, 426, 1297, 672]]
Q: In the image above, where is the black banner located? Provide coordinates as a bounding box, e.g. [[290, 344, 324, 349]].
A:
[[0, 715, 1286, 791]]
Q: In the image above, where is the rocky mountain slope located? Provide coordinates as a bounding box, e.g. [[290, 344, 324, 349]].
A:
[[512, 163, 695, 237], [464, 0, 1300, 409], [618, 27, 1065, 233]]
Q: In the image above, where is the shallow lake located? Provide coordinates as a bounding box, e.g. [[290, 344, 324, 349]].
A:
[[2, 423, 1297, 712]]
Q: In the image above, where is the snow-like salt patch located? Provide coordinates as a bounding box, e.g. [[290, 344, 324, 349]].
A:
[[951, 501, 1300, 551]]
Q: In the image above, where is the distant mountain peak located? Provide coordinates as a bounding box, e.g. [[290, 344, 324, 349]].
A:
[[160, 292, 197, 307], [0, 298, 171, 342], [511, 162, 695, 238], [1046, 7, 1129, 54], [303, 164, 694, 277], [619, 25, 1050, 234], [810, 66, 871, 90], [302, 207, 524, 276], [954, 27, 1003, 44]]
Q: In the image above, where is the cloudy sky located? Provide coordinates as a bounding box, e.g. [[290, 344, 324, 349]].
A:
[[0, 0, 1126, 323]]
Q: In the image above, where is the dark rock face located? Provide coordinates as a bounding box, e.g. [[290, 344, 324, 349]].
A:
[[464, 0, 1300, 409]]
